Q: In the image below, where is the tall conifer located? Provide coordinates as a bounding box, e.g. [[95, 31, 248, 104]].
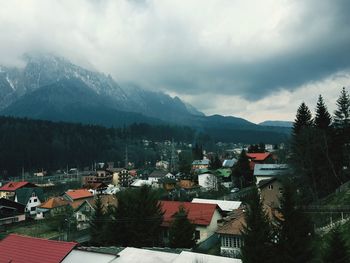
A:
[[314, 95, 332, 130], [293, 102, 313, 137]]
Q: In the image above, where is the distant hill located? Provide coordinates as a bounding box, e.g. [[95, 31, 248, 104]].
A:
[[259, 120, 293, 128], [0, 54, 290, 143]]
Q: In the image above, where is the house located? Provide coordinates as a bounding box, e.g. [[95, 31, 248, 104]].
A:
[[119, 170, 132, 187], [246, 152, 275, 170], [191, 199, 242, 215], [64, 189, 94, 202], [160, 201, 223, 243], [156, 160, 170, 171], [198, 172, 218, 190], [73, 195, 118, 230], [148, 170, 168, 183], [0, 234, 77, 263], [0, 181, 37, 199], [14, 187, 44, 216], [84, 182, 108, 195], [253, 163, 290, 184], [178, 179, 200, 195], [158, 177, 177, 191], [36, 197, 70, 219], [217, 205, 283, 258], [106, 168, 127, 185], [216, 209, 246, 258], [192, 159, 210, 171], [130, 179, 153, 188], [0, 198, 26, 225], [258, 177, 284, 208], [82, 170, 113, 185]]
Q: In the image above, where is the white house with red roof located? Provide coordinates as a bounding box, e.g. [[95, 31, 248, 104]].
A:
[[0, 181, 37, 199], [246, 152, 275, 170], [160, 201, 223, 243], [0, 234, 77, 263]]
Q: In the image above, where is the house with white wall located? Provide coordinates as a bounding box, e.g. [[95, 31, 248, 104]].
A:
[[160, 201, 223, 244]]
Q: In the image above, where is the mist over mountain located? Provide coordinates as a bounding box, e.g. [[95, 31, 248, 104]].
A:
[[0, 54, 290, 143], [259, 120, 294, 128]]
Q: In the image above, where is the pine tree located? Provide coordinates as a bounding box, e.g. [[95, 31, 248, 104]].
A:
[[241, 187, 275, 263], [314, 95, 332, 130], [293, 102, 313, 137], [169, 206, 196, 248], [110, 185, 164, 247], [323, 228, 349, 263], [232, 149, 252, 188], [277, 183, 314, 263], [334, 87, 350, 129], [89, 195, 105, 246]]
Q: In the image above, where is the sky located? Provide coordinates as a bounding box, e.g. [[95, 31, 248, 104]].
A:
[[0, 0, 349, 123]]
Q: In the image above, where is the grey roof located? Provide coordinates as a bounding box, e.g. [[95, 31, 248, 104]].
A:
[[192, 159, 210, 165], [222, 158, 237, 168], [254, 164, 290, 177], [15, 187, 44, 205], [149, 170, 168, 178]]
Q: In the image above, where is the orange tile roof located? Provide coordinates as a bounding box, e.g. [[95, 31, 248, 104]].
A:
[[246, 153, 271, 161], [65, 189, 93, 201], [0, 182, 36, 192], [40, 197, 69, 209]]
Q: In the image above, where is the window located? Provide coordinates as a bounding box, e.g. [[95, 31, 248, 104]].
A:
[[33, 198, 38, 202], [30, 207, 36, 211], [268, 184, 273, 190]]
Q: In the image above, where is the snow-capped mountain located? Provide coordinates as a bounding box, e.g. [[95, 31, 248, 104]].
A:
[[0, 54, 203, 121]]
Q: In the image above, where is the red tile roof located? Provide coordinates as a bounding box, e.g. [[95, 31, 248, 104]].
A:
[[246, 153, 271, 161], [0, 234, 77, 263], [65, 189, 93, 201], [160, 201, 218, 227], [0, 181, 36, 192]]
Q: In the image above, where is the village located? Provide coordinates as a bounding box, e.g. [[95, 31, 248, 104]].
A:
[[0, 141, 289, 262]]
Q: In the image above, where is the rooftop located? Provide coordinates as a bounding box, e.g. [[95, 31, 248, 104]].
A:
[[65, 189, 94, 201], [0, 181, 36, 192], [192, 198, 242, 212], [39, 197, 70, 209], [0, 234, 77, 263], [160, 201, 218, 227], [246, 152, 271, 161]]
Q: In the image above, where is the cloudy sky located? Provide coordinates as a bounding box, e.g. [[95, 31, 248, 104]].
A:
[[0, 0, 349, 123]]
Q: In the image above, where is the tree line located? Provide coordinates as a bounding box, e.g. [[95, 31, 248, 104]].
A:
[[0, 116, 201, 178], [291, 88, 350, 200]]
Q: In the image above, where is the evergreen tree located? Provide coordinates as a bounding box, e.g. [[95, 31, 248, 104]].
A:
[[209, 155, 222, 169], [241, 187, 275, 263], [323, 228, 349, 263], [169, 206, 196, 248], [334, 87, 350, 129], [109, 185, 164, 247], [314, 95, 332, 130], [277, 183, 314, 263], [89, 195, 105, 246], [232, 149, 252, 188], [293, 102, 313, 137]]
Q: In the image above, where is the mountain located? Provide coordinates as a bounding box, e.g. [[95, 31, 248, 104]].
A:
[[259, 120, 294, 128], [0, 54, 290, 143]]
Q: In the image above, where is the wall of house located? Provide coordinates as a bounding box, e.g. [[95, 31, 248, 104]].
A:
[[196, 209, 222, 243], [25, 195, 42, 215], [0, 214, 25, 225], [260, 180, 283, 208], [220, 234, 242, 258], [198, 174, 217, 190]]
